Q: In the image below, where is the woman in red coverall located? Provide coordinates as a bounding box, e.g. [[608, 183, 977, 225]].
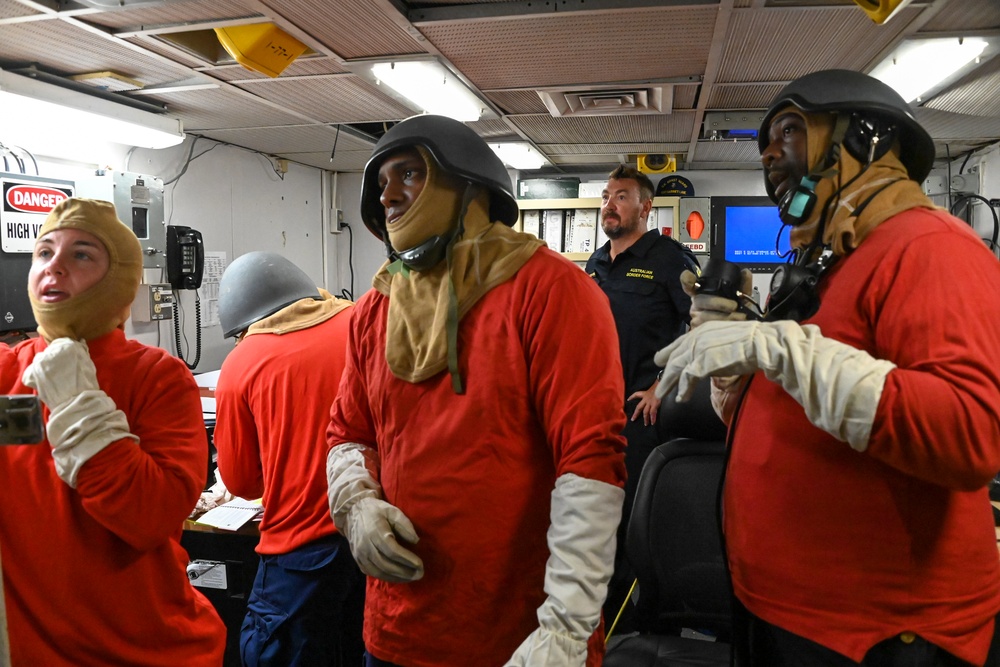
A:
[[0, 197, 225, 666]]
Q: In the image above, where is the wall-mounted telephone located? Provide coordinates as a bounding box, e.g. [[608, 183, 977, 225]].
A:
[[166, 225, 204, 371], [166, 225, 204, 290]]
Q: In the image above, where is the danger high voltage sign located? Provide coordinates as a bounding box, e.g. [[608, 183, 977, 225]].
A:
[[1, 178, 74, 253]]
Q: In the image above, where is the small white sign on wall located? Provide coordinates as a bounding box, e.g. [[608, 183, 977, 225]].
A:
[[197, 251, 227, 328]]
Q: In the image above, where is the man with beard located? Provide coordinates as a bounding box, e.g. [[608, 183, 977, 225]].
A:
[[584, 164, 699, 631], [655, 69, 1000, 666]]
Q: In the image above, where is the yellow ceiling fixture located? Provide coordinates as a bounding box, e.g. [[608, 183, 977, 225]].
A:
[[637, 154, 677, 175], [214, 23, 307, 78], [852, 0, 913, 24]]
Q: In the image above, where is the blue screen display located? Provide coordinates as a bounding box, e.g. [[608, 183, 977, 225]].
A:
[[724, 205, 791, 264]]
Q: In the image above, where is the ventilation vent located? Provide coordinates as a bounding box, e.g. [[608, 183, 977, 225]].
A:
[[538, 85, 673, 117]]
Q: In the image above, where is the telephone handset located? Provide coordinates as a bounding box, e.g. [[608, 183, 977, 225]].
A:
[[166, 226, 204, 290], [166, 225, 204, 370]]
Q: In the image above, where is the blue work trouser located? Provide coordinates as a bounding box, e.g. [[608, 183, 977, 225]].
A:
[[240, 534, 366, 667]]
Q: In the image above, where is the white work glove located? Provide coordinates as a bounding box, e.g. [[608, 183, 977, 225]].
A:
[[326, 443, 424, 583], [710, 375, 747, 425], [505, 473, 623, 667], [653, 320, 896, 451], [681, 268, 754, 421], [680, 268, 754, 328], [21, 338, 137, 487]]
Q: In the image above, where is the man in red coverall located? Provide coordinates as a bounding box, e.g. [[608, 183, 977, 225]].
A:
[[656, 69, 1000, 666], [325, 114, 628, 667], [215, 251, 364, 667]]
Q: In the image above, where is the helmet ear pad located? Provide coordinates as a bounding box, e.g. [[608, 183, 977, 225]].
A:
[[843, 112, 898, 165]]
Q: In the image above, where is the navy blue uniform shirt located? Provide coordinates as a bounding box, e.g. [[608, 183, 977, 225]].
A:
[[586, 229, 699, 398]]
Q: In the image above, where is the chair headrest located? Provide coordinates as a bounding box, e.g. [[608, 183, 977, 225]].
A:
[[656, 379, 727, 442]]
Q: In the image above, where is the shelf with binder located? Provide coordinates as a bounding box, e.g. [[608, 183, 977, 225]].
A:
[[516, 197, 681, 262]]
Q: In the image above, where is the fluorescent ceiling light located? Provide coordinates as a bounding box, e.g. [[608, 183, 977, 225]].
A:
[[371, 61, 486, 122], [870, 37, 991, 103], [0, 69, 185, 149], [489, 142, 549, 170]]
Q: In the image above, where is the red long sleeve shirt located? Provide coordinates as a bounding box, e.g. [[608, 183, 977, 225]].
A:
[[215, 307, 353, 554], [726, 209, 1000, 665], [0, 329, 225, 666], [328, 248, 627, 667]]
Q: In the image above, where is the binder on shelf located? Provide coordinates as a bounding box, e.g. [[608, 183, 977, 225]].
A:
[[516, 195, 678, 256], [597, 214, 609, 248], [521, 209, 541, 238], [563, 209, 574, 251], [542, 209, 565, 252], [568, 208, 598, 254], [647, 207, 659, 232]]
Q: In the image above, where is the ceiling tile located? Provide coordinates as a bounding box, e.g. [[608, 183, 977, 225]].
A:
[[510, 112, 698, 145], [258, 0, 425, 60], [0, 18, 193, 85], [418, 6, 716, 89], [81, 0, 256, 30], [233, 75, 417, 123]]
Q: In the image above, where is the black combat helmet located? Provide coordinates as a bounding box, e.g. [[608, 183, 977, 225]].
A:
[[758, 69, 935, 189], [359, 114, 519, 241]]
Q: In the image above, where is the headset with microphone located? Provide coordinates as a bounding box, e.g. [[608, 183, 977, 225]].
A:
[[762, 111, 901, 321], [729, 67, 932, 325]]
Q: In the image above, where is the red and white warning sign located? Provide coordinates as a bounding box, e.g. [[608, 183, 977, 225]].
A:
[[1, 178, 74, 253]]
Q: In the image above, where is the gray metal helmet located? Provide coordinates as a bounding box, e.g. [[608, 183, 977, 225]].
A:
[[218, 251, 320, 338], [758, 69, 935, 185], [359, 114, 519, 240]]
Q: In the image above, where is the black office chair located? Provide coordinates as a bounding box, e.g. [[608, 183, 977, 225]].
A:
[[655, 378, 728, 445], [605, 380, 733, 667]]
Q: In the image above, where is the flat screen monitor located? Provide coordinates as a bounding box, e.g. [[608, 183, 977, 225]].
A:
[[710, 196, 792, 273]]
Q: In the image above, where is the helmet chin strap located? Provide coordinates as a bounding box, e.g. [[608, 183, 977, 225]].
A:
[[382, 183, 478, 393], [385, 181, 476, 274], [392, 234, 452, 273]]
